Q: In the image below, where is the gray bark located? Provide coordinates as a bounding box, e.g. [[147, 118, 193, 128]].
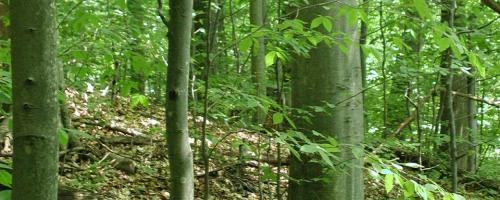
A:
[[11, 0, 59, 199], [288, 0, 364, 199], [166, 0, 194, 199], [250, 0, 266, 124]]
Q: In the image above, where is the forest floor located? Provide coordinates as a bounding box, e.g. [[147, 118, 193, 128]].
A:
[[2, 89, 497, 199]]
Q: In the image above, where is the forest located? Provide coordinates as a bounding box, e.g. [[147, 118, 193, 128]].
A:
[[0, 0, 499, 199]]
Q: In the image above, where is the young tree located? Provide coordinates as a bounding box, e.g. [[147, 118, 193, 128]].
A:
[[288, 0, 364, 199], [166, 0, 194, 199], [250, 0, 266, 124], [128, 0, 146, 94], [10, 0, 60, 199]]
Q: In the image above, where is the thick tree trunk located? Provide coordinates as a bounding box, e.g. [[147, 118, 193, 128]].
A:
[[166, 0, 194, 199], [250, 0, 266, 124], [11, 0, 60, 199], [288, 0, 364, 199], [438, 0, 477, 174]]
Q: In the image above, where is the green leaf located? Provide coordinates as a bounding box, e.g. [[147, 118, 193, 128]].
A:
[[424, 184, 439, 192], [467, 53, 485, 77], [57, 90, 66, 103], [7, 118, 12, 132], [239, 37, 253, 52], [452, 194, 465, 200], [272, 112, 284, 124], [403, 181, 415, 198], [0, 170, 12, 188], [437, 37, 451, 52], [131, 94, 149, 108], [311, 17, 323, 29], [384, 173, 394, 193], [0, 163, 11, 170], [262, 166, 276, 181], [0, 190, 11, 200], [393, 37, 410, 50], [449, 36, 464, 60], [318, 151, 334, 168], [59, 129, 69, 147], [414, 0, 432, 19], [307, 35, 320, 46], [322, 19, 332, 32], [265, 51, 277, 67], [289, 147, 301, 161], [300, 144, 319, 153], [283, 114, 297, 129], [416, 184, 428, 200]]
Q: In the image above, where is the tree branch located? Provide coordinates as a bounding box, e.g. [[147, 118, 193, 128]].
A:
[[451, 91, 500, 108], [482, 0, 500, 14], [157, 0, 168, 27]]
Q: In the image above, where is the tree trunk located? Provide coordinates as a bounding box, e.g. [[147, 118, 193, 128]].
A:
[[166, 0, 194, 199], [250, 0, 266, 124], [288, 0, 364, 199], [128, 0, 146, 94], [11, 0, 60, 198], [439, 0, 458, 192], [438, 0, 477, 174]]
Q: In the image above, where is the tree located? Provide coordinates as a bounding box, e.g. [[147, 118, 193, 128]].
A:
[[165, 0, 194, 199], [438, 0, 477, 176], [128, 0, 146, 94], [288, 0, 364, 199], [10, 0, 60, 199], [250, 0, 266, 124]]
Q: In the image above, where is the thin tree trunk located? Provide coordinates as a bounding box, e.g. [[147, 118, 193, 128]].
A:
[[166, 0, 194, 198], [466, 69, 477, 173], [229, 0, 242, 73], [128, 0, 146, 94], [441, 0, 458, 192], [360, 0, 367, 107], [379, 0, 388, 135], [11, 0, 59, 198], [250, 0, 266, 124]]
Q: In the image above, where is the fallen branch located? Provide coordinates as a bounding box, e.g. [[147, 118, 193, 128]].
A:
[[76, 119, 144, 136], [195, 157, 289, 178], [101, 135, 157, 145]]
